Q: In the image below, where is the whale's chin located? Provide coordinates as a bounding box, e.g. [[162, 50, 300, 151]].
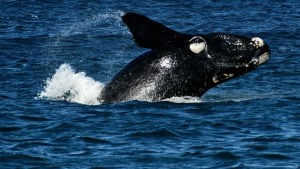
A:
[[257, 52, 270, 65]]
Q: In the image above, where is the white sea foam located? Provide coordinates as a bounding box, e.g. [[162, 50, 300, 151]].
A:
[[163, 96, 202, 103], [38, 63, 104, 105]]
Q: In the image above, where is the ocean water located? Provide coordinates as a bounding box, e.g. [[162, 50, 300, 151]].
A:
[[1, 0, 299, 168]]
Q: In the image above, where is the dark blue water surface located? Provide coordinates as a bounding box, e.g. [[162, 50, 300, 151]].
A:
[[1, 0, 300, 168]]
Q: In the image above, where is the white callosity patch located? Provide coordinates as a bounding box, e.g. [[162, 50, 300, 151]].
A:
[[212, 76, 219, 84], [234, 39, 243, 46], [249, 37, 269, 65], [212, 74, 234, 84], [189, 36, 206, 54], [226, 39, 243, 47], [251, 37, 265, 48], [189, 42, 206, 54], [38, 63, 104, 105]]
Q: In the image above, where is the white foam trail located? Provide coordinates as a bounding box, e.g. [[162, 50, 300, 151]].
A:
[[163, 96, 202, 103], [38, 64, 104, 105]]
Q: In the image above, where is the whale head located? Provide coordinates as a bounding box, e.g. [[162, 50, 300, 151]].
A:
[[201, 34, 270, 84], [204, 34, 270, 66]]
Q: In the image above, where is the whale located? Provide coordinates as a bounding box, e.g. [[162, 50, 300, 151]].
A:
[[99, 12, 270, 103]]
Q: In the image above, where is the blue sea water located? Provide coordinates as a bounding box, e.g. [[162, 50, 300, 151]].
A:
[[1, 0, 300, 168]]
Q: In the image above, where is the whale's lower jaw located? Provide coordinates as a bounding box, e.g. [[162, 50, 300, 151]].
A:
[[257, 52, 270, 65]]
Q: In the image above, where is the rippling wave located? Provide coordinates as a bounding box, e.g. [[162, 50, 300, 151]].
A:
[[1, 0, 299, 168]]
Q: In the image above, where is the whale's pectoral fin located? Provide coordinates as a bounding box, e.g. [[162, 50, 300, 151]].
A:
[[122, 12, 183, 49]]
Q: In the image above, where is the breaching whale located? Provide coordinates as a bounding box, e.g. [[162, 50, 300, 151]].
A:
[[99, 12, 270, 103]]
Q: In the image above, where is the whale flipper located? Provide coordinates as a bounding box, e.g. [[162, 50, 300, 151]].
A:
[[122, 13, 183, 49]]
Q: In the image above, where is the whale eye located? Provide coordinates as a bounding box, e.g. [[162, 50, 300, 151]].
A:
[[189, 36, 206, 54]]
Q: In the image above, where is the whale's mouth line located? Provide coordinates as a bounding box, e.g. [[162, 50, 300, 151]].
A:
[[248, 52, 270, 66], [207, 52, 270, 69]]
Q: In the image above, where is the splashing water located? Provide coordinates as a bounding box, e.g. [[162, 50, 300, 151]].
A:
[[163, 97, 202, 103], [60, 10, 125, 37], [38, 64, 104, 105], [38, 11, 126, 105], [37, 64, 203, 105]]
